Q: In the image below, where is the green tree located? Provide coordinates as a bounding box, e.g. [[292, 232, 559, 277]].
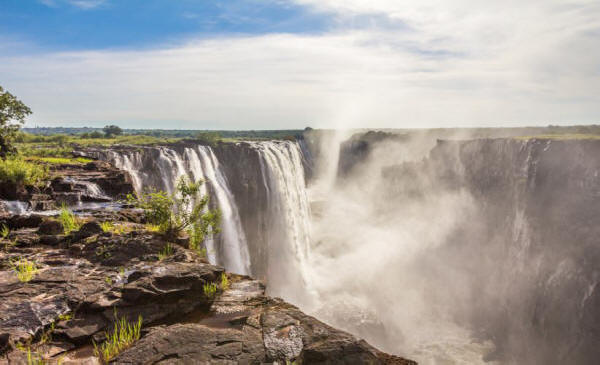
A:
[[103, 125, 123, 138], [0, 86, 31, 158], [194, 132, 221, 146]]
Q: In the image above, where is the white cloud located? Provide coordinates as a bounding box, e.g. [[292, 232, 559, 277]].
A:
[[39, 0, 107, 10], [67, 0, 106, 9], [2, 0, 599, 129]]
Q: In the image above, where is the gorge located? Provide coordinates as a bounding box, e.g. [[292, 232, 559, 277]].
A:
[[79, 131, 600, 364]]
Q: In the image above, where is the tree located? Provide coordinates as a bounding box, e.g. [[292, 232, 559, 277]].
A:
[[103, 125, 123, 138], [194, 132, 221, 146], [0, 86, 31, 158]]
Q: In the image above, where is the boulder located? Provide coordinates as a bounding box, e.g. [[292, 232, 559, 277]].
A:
[[38, 219, 64, 235], [76, 221, 103, 238]]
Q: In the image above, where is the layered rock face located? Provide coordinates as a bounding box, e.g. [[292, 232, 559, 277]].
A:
[[382, 138, 600, 364], [0, 215, 413, 364], [0, 160, 134, 214], [0, 151, 411, 364]]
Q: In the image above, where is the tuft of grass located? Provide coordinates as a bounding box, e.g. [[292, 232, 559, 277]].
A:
[[93, 314, 142, 364], [145, 223, 160, 233], [157, 242, 174, 260], [1, 224, 9, 238], [100, 221, 114, 233], [203, 282, 218, 299], [11, 258, 37, 282], [59, 205, 81, 234], [0, 157, 49, 186], [58, 313, 73, 322], [26, 347, 46, 365], [221, 273, 230, 291]]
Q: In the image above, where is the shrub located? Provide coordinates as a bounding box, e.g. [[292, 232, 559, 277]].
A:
[[0, 157, 49, 186], [59, 205, 81, 234], [128, 177, 220, 240], [93, 314, 142, 363], [11, 257, 37, 282]]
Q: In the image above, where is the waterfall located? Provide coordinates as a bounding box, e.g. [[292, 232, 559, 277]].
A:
[[249, 141, 313, 305], [106, 145, 251, 275], [2, 200, 30, 215], [100, 141, 313, 300], [185, 146, 251, 275]]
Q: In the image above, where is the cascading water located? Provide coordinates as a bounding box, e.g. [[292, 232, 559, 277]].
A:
[[99, 140, 314, 304], [185, 146, 251, 275], [105, 144, 251, 276], [248, 141, 313, 305]]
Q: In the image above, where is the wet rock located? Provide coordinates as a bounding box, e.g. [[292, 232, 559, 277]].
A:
[[53, 192, 81, 206], [1, 214, 43, 230], [76, 221, 103, 238], [39, 219, 63, 235]]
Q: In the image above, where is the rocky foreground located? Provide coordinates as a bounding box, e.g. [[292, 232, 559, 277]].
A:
[[0, 161, 414, 364]]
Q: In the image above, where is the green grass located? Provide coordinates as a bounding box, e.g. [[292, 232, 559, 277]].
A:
[[93, 314, 142, 363], [0, 157, 49, 186], [100, 221, 114, 233], [59, 205, 81, 234], [221, 273, 229, 290], [1, 224, 9, 239], [26, 347, 46, 365], [203, 282, 218, 298], [157, 242, 174, 260], [11, 258, 38, 282]]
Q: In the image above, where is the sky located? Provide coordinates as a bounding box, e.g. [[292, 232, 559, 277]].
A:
[[0, 0, 599, 130]]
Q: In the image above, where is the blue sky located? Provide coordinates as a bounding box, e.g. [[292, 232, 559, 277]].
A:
[[0, 0, 599, 129], [1, 0, 331, 51]]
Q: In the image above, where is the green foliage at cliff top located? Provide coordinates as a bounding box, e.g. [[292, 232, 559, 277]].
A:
[[0, 157, 49, 186]]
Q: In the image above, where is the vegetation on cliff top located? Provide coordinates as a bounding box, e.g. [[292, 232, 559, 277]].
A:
[[0, 157, 49, 186]]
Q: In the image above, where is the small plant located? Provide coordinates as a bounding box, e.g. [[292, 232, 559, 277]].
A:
[[1, 224, 9, 238], [58, 205, 81, 234], [100, 221, 114, 233], [203, 282, 218, 299], [221, 273, 230, 291], [195, 247, 207, 258], [105, 276, 113, 285], [26, 347, 46, 365], [145, 223, 160, 232], [39, 322, 55, 344], [58, 313, 73, 322], [93, 313, 142, 363], [157, 242, 173, 260], [3, 238, 16, 251], [11, 257, 37, 282], [95, 244, 113, 259]]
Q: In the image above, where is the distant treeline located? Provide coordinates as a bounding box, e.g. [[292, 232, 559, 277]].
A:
[[22, 127, 306, 140]]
